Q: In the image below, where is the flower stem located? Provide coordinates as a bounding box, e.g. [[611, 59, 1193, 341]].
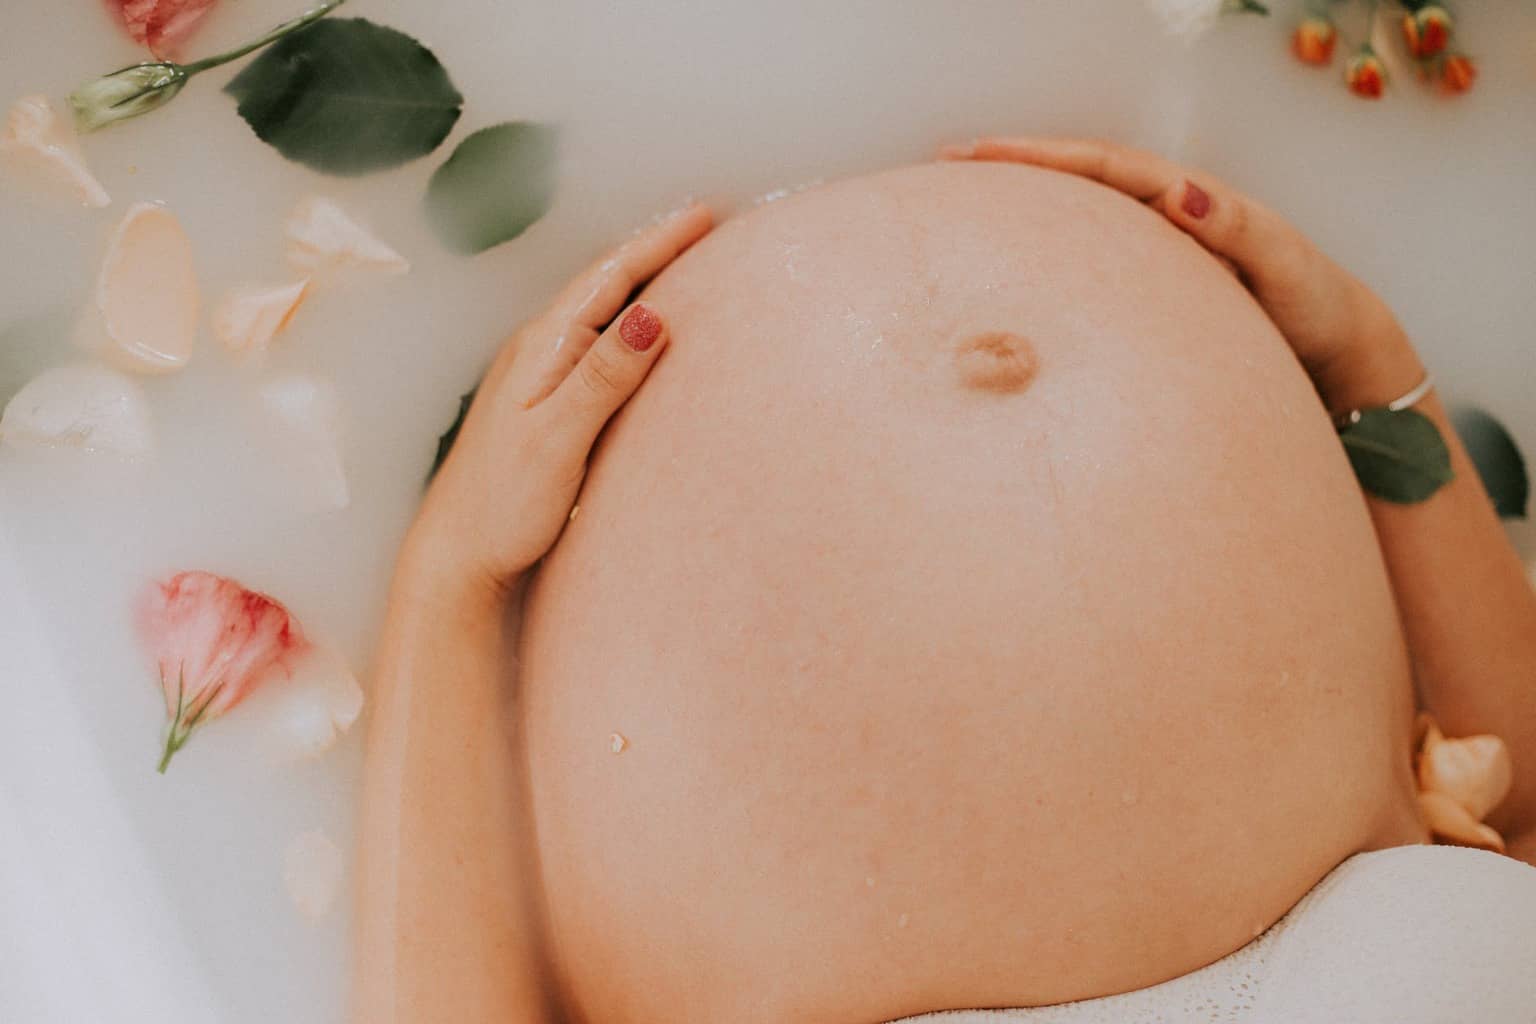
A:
[[1362, 0, 1380, 49], [180, 0, 347, 77], [157, 730, 183, 773]]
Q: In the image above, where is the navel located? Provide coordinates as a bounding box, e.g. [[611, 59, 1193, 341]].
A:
[[953, 330, 1039, 394]]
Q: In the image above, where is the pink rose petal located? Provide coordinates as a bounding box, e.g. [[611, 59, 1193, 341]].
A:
[[137, 570, 308, 771], [109, 0, 217, 57]]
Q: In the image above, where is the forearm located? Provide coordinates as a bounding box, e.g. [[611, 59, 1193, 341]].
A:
[[352, 540, 550, 1022], [1328, 324, 1536, 857]]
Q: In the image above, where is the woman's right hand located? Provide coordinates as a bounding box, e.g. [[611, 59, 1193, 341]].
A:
[[403, 202, 714, 603], [940, 137, 1426, 413]]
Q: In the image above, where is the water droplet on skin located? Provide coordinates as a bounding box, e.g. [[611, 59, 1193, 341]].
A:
[[609, 732, 628, 754], [897, 913, 909, 928], [865, 876, 876, 889], [1121, 787, 1139, 806]]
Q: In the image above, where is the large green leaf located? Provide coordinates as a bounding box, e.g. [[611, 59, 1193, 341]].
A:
[[1339, 407, 1454, 504], [425, 122, 558, 254], [1451, 406, 1529, 519], [224, 18, 463, 176]]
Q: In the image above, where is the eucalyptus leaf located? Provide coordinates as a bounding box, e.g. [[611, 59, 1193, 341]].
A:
[[425, 123, 558, 254], [1451, 406, 1529, 519], [224, 18, 463, 176], [1339, 407, 1454, 504], [428, 387, 477, 482]]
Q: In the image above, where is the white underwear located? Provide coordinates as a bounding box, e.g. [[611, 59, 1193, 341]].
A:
[[894, 845, 1536, 1024]]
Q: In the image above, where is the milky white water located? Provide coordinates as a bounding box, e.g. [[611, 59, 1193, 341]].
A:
[[1, 2, 1534, 1021]]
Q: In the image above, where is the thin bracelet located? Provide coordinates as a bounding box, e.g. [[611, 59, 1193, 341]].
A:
[[1334, 371, 1434, 429]]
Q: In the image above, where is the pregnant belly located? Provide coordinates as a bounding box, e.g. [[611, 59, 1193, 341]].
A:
[[517, 162, 1425, 1024]]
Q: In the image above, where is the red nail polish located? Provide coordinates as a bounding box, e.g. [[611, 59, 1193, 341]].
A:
[[619, 304, 662, 352], [1181, 181, 1212, 220]]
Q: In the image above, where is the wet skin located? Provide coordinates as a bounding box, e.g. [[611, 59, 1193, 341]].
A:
[[516, 162, 1427, 1024]]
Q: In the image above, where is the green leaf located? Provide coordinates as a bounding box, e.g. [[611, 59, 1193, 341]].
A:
[[224, 18, 463, 176], [1339, 407, 1454, 504], [428, 387, 477, 483], [425, 123, 559, 254], [1451, 406, 1529, 519]]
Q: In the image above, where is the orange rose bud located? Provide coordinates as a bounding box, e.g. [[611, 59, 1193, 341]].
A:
[[1345, 48, 1387, 99], [1402, 5, 1453, 60], [1292, 17, 1337, 65], [1440, 53, 1477, 94]]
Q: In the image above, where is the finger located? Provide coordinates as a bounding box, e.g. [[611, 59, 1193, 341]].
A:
[[940, 136, 1179, 202], [517, 202, 712, 405], [946, 136, 1314, 293], [1159, 177, 1319, 294], [539, 302, 669, 455], [547, 201, 713, 335]]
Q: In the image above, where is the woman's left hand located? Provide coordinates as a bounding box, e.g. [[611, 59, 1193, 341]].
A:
[[938, 136, 1419, 413], [404, 202, 714, 603]]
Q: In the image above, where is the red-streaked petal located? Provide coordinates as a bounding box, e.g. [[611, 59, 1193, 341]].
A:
[[107, 0, 217, 56], [138, 571, 308, 723]]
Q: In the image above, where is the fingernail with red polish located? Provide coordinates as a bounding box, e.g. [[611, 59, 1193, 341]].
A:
[[1181, 180, 1212, 220], [620, 303, 662, 352]]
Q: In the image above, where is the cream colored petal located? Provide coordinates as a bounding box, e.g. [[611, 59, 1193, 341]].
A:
[[1418, 731, 1513, 821], [258, 373, 349, 511], [265, 642, 364, 760], [284, 197, 408, 276], [1, 95, 110, 208], [1418, 791, 1506, 853], [212, 279, 309, 363], [0, 364, 152, 456], [283, 829, 344, 921], [96, 201, 199, 374]]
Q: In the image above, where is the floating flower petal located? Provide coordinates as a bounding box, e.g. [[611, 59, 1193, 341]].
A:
[[1418, 790, 1505, 853], [259, 373, 350, 511], [213, 279, 309, 363], [109, 0, 219, 57], [285, 197, 409, 276], [1416, 717, 1512, 821], [138, 570, 308, 772], [0, 95, 110, 207], [283, 829, 344, 920], [96, 201, 199, 374], [0, 364, 152, 456]]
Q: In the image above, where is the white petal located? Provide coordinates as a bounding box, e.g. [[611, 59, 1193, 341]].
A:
[[283, 829, 344, 921], [0, 364, 152, 456], [95, 201, 199, 374], [0, 95, 110, 208], [285, 197, 409, 276], [212, 280, 309, 363], [258, 373, 350, 511]]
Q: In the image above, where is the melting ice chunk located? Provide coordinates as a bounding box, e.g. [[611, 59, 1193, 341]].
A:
[[283, 829, 344, 921], [258, 373, 350, 511], [266, 642, 365, 761], [0, 363, 152, 456]]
